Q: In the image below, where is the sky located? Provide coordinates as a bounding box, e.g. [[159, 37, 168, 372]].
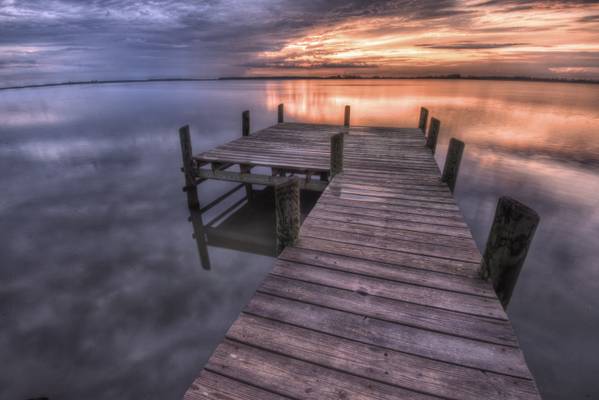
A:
[[1, 0, 599, 85]]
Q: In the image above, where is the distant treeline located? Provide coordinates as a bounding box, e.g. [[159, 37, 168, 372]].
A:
[[219, 74, 599, 84], [2, 74, 598, 91], [0, 78, 213, 91]]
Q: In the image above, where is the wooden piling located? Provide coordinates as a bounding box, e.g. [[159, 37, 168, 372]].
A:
[[278, 103, 284, 123], [330, 132, 344, 178], [240, 164, 253, 201], [275, 176, 300, 253], [441, 138, 464, 192], [242, 110, 250, 137], [241, 110, 253, 196], [344, 105, 351, 127], [419, 107, 429, 133], [480, 196, 540, 308], [426, 117, 441, 154], [179, 125, 200, 209], [189, 210, 211, 270]]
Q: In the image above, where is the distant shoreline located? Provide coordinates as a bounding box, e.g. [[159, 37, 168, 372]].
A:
[[0, 78, 215, 91], [2, 75, 598, 91], [219, 74, 599, 85]]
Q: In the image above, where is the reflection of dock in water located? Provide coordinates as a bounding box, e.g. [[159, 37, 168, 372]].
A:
[[188, 186, 320, 269], [179, 105, 541, 399]]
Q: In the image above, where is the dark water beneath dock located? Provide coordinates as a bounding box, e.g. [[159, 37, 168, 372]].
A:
[[1, 80, 598, 399]]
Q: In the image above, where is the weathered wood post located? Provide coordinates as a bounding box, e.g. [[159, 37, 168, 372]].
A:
[[480, 197, 540, 308], [441, 138, 465, 192], [242, 110, 250, 137], [241, 110, 253, 199], [179, 125, 200, 209], [426, 117, 441, 153], [240, 164, 253, 201], [278, 103, 284, 123], [330, 132, 344, 178], [418, 107, 429, 133], [189, 210, 211, 270], [344, 105, 351, 127], [275, 176, 300, 253]]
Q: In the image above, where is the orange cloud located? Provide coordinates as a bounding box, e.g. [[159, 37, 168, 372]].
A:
[[247, 1, 599, 78]]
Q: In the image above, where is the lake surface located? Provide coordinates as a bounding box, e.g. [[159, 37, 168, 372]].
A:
[[1, 79, 598, 399]]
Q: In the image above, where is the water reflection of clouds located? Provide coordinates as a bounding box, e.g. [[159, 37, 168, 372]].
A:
[[467, 146, 599, 208], [1, 80, 598, 400]]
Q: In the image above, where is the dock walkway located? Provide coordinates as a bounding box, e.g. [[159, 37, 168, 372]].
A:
[[182, 116, 541, 399]]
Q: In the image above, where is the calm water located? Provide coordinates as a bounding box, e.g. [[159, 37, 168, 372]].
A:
[[1, 80, 598, 399]]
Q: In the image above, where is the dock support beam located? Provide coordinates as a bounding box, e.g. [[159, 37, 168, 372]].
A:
[[242, 110, 250, 137], [344, 105, 351, 127], [426, 117, 441, 153], [179, 125, 200, 209], [275, 177, 300, 254], [441, 138, 464, 192], [278, 103, 284, 123], [330, 132, 344, 178], [419, 107, 429, 133], [480, 197, 540, 308]]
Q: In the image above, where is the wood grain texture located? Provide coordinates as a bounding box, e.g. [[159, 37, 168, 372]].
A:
[[226, 314, 540, 400]]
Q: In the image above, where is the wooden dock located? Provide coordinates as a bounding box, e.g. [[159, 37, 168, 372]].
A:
[[181, 106, 541, 399]]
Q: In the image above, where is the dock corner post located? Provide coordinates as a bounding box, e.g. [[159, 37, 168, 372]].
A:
[[242, 110, 250, 137], [179, 125, 200, 209], [278, 103, 284, 123], [344, 105, 351, 127], [330, 132, 345, 178], [418, 107, 429, 133], [426, 117, 441, 154], [189, 209, 211, 270], [275, 176, 300, 254], [480, 197, 540, 308], [441, 138, 465, 192]]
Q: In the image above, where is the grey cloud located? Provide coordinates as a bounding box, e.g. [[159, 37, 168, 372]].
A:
[[0, 0, 467, 84]]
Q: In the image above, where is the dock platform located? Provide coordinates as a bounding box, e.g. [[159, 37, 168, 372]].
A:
[[181, 108, 541, 400]]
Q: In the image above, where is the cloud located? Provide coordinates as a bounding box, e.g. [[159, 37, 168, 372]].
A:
[[242, 60, 379, 69], [417, 42, 530, 49], [1, 0, 599, 85]]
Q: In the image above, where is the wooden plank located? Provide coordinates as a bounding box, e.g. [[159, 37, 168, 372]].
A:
[[227, 314, 539, 400], [308, 206, 473, 237], [294, 237, 480, 277], [279, 246, 495, 297], [196, 169, 327, 192], [302, 216, 478, 250], [184, 370, 291, 400], [325, 186, 457, 204], [259, 274, 517, 346], [317, 196, 464, 219], [300, 224, 481, 264], [245, 293, 533, 379], [208, 340, 436, 400], [271, 260, 506, 319], [321, 191, 461, 211]]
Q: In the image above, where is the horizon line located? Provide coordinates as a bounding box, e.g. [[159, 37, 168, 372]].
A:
[[2, 74, 599, 91]]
